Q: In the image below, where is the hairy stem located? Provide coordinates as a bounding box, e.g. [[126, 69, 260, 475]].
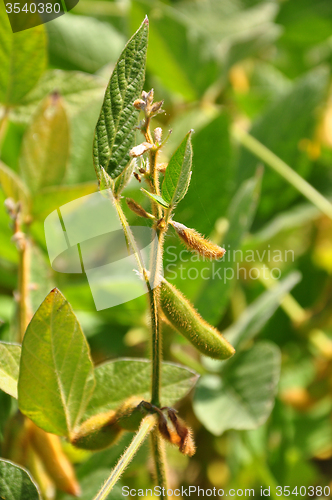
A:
[[18, 237, 31, 342], [0, 107, 9, 155], [93, 415, 157, 500], [232, 125, 332, 221], [151, 430, 169, 499]]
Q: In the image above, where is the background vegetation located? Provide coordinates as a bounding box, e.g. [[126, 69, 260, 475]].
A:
[[1, 0, 332, 498]]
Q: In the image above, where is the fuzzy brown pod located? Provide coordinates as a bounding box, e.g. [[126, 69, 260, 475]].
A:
[[171, 221, 226, 260]]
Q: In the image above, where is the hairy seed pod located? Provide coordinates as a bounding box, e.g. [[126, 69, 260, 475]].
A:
[[171, 221, 226, 260], [115, 397, 147, 431], [160, 278, 235, 360], [70, 410, 123, 451], [126, 198, 154, 219], [158, 408, 195, 457], [29, 422, 81, 496]]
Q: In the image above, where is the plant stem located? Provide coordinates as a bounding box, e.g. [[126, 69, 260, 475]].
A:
[[93, 415, 157, 500], [147, 146, 165, 408], [232, 125, 332, 221], [0, 107, 9, 156], [18, 237, 31, 341], [151, 430, 169, 500]]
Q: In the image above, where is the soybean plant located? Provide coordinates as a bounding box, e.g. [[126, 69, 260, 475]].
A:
[[87, 18, 235, 499]]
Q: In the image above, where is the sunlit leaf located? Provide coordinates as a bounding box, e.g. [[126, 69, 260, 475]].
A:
[[18, 288, 95, 437], [0, 342, 21, 399], [0, 3, 46, 106], [19, 93, 70, 193]]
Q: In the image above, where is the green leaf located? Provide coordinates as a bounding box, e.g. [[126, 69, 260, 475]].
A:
[[12, 70, 105, 124], [32, 182, 97, 220], [0, 342, 21, 399], [83, 359, 199, 420], [224, 272, 302, 349], [46, 14, 125, 74], [93, 18, 148, 180], [162, 130, 193, 207], [0, 161, 31, 217], [18, 288, 95, 437], [114, 161, 135, 197], [169, 113, 235, 235], [0, 3, 46, 106], [193, 342, 281, 435], [19, 93, 70, 194], [29, 245, 56, 315], [0, 459, 41, 500], [141, 188, 169, 208], [67, 100, 103, 184]]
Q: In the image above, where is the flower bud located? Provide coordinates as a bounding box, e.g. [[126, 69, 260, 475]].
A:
[[133, 99, 146, 110], [171, 221, 226, 260], [151, 101, 164, 115], [154, 127, 163, 144], [130, 142, 153, 158]]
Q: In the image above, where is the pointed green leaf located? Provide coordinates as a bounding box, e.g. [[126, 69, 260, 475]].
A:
[[19, 93, 70, 194], [141, 188, 169, 208], [193, 342, 281, 435], [83, 359, 199, 420], [162, 130, 193, 207], [93, 18, 148, 180], [114, 161, 135, 197], [18, 288, 95, 437], [0, 342, 21, 399], [0, 3, 46, 106], [0, 161, 31, 217], [0, 459, 41, 500]]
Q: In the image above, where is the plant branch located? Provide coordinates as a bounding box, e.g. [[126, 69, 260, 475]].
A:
[[0, 107, 9, 156], [232, 125, 332, 221], [151, 430, 168, 499], [93, 414, 157, 500], [18, 236, 31, 342]]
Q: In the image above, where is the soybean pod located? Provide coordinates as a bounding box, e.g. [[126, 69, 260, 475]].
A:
[[160, 278, 235, 360]]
